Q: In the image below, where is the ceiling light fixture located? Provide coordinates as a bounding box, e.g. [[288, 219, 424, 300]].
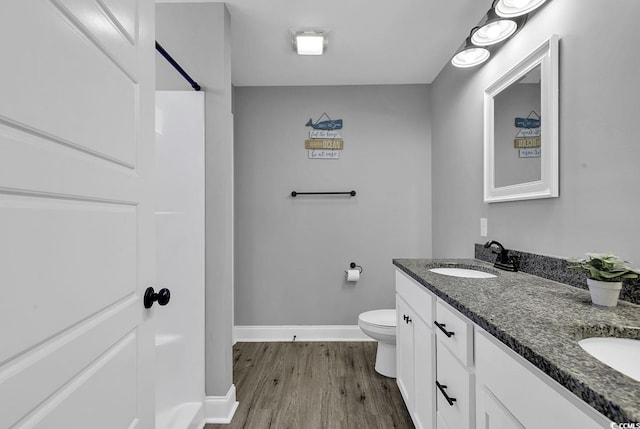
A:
[[494, 0, 547, 18], [451, 37, 491, 68], [471, 9, 522, 46], [292, 31, 327, 56]]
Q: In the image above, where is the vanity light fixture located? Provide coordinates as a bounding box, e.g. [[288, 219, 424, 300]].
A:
[[494, 0, 547, 18], [292, 31, 327, 56], [471, 8, 522, 46], [451, 36, 491, 68], [451, 0, 550, 68]]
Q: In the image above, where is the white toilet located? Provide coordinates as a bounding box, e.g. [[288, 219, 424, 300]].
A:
[[358, 309, 397, 378]]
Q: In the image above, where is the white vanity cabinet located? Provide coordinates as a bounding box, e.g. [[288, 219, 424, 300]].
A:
[[396, 270, 474, 429], [395, 268, 612, 429], [395, 271, 436, 429], [396, 271, 475, 429], [475, 329, 611, 429]]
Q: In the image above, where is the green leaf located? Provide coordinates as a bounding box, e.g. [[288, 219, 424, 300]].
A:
[[567, 252, 640, 283]]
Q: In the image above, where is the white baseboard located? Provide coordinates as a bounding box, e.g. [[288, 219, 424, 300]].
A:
[[203, 385, 239, 424], [233, 325, 371, 343]]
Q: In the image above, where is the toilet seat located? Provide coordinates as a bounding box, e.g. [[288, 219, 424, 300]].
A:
[[358, 309, 396, 328]]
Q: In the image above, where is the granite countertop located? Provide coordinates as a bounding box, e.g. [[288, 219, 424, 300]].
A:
[[393, 258, 640, 423]]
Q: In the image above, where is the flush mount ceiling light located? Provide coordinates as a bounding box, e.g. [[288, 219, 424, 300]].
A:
[[451, 37, 490, 68], [292, 31, 327, 55], [471, 9, 522, 46], [494, 0, 547, 18]]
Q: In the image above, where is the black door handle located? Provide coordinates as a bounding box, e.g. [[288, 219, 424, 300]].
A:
[[144, 287, 171, 309], [436, 381, 457, 406], [434, 321, 455, 337]]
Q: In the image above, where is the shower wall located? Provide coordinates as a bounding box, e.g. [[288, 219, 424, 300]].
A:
[[155, 91, 205, 428], [156, 3, 234, 399]]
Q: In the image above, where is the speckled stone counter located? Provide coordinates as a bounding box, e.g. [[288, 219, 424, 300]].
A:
[[393, 258, 640, 423]]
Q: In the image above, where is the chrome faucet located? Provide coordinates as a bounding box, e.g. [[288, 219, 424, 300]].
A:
[[484, 240, 520, 272]]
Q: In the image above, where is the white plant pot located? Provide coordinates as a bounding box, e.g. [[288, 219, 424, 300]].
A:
[[587, 278, 622, 307]]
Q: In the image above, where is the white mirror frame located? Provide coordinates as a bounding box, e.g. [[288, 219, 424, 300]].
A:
[[484, 34, 559, 203]]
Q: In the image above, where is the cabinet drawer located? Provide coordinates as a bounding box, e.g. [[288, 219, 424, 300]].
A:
[[435, 300, 474, 367], [436, 341, 474, 429], [396, 270, 434, 323]]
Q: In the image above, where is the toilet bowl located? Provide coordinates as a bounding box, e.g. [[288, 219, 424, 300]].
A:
[[358, 309, 396, 378]]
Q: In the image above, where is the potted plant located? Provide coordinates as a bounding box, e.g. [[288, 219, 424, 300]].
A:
[[568, 253, 640, 307]]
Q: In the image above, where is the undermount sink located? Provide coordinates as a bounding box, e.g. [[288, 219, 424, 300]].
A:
[[578, 337, 640, 382], [428, 267, 497, 279]]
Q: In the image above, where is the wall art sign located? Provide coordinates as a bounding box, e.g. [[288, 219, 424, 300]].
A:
[[309, 129, 342, 139], [519, 148, 541, 158], [308, 150, 340, 159], [305, 113, 344, 159], [514, 137, 541, 148], [515, 117, 540, 128], [515, 128, 541, 138], [305, 139, 344, 150], [514, 111, 541, 154], [305, 113, 343, 130]]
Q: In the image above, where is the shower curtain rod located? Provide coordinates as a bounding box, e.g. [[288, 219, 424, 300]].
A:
[[155, 41, 201, 91]]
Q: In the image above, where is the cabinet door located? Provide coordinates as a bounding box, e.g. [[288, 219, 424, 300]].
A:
[[396, 296, 414, 409], [475, 329, 609, 429], [413, 316, 436, 429], [476, 385, 524, 429]]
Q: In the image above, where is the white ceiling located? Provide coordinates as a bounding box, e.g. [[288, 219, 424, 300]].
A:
[[162, 0, 491, 86]]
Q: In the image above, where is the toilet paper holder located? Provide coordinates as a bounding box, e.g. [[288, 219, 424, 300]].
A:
[[346, 262, 363, 274]]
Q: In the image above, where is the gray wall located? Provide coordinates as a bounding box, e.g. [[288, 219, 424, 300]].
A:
[[234, 85, 431, 325], [432, 0, 640, 265], [156, 3, 233, 397]]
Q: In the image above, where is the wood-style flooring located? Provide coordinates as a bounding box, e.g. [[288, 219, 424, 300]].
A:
[[206, 341, 414, 429]]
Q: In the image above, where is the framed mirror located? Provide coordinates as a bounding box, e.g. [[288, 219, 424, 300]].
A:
[[484, 35, 559, 203]]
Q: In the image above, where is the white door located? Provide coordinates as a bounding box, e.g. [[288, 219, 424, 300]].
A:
[[0, 1, 156, 428], [155, 92, 205, 428]]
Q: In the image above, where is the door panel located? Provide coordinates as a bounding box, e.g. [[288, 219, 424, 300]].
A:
[[55, 0, 138, 69], [0, 298, 138, 428], [0, 0, 137, 166], [0, 125, 136, 202], [99, 0, 137, 43], [476, 385, 525, 429], [396, 296, 414, 409], [413, 318, 435, 429], [0, 195, 137, 363], [17, 333, 138, 428], [0, 0, 155, 427]]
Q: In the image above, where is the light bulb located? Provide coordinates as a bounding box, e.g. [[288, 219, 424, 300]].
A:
[[495, 0, 547, 17], [471, 19, 517, 46], [451, 47, 490, 68]]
